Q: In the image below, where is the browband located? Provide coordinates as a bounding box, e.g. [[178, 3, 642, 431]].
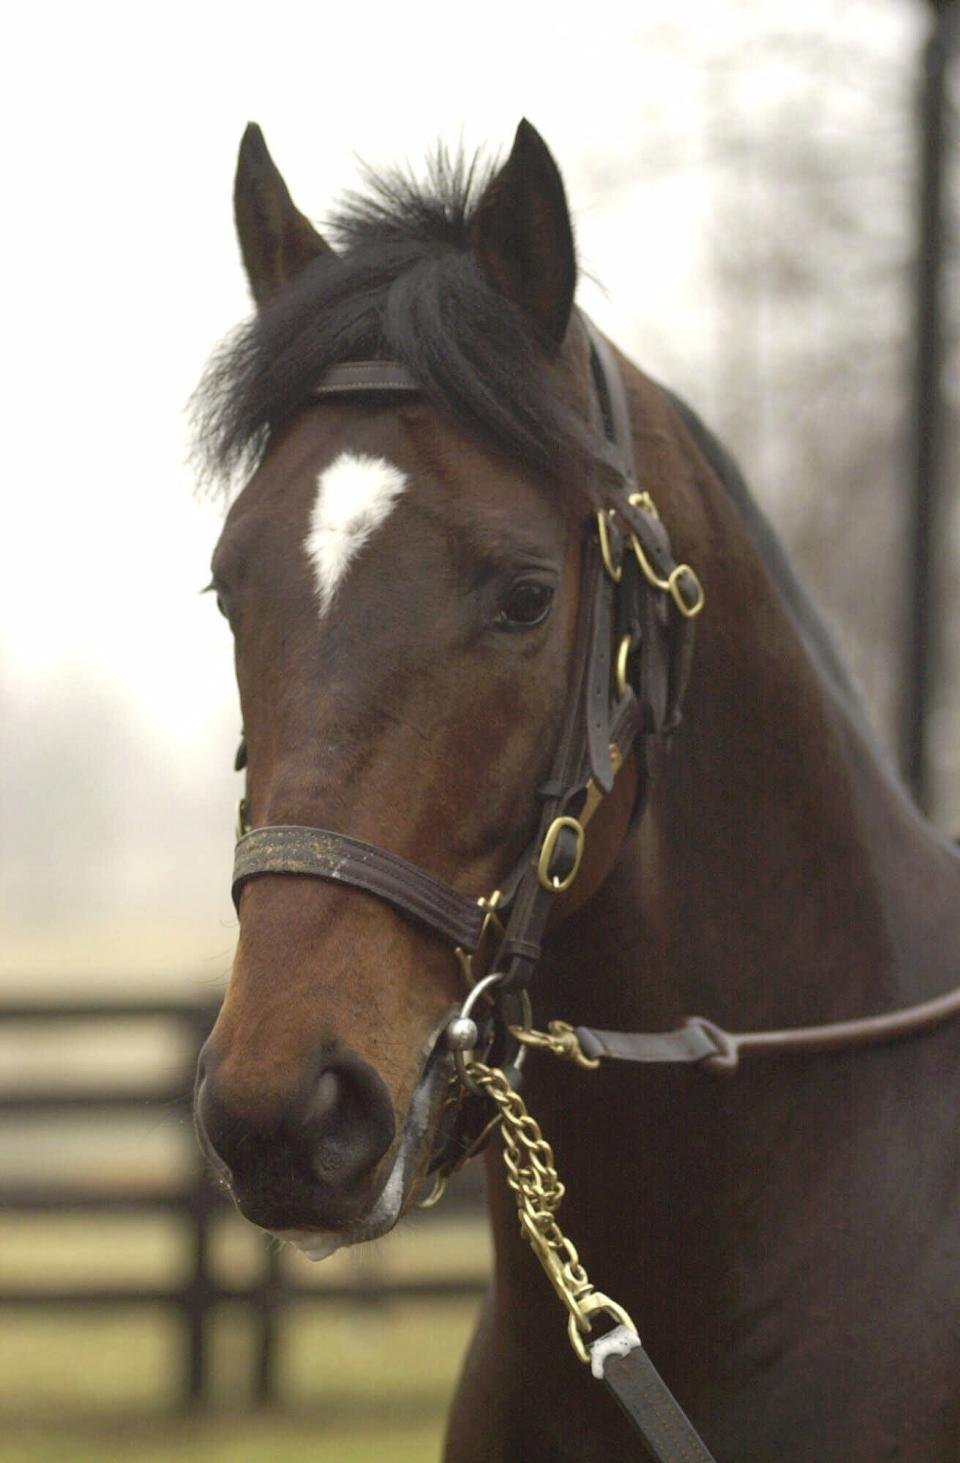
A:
[[311, 361, 420, 396]]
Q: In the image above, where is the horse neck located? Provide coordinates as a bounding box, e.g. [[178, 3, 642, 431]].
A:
[[644, 482, 958, 1036]]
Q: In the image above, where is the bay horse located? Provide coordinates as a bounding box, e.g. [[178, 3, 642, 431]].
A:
[[193, 119, 960, 1461]]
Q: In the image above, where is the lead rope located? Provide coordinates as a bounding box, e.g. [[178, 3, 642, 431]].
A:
[[465, 1057, 718, 1463]]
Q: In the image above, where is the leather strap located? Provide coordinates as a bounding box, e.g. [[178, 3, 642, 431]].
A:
[[311, 361, 420, 395], [588, 327, 636, 484], [232, 826, 487, 950], [496, 533, 615, 986], [590, 1332, 717, 1463], [586, 555, 617, 792], [577, 982, 960, 1076], [577, 1021, 722, 1066]]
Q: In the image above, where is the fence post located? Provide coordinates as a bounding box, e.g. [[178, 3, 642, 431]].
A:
[[901, 1, 958, 808], [253, 1240, 283, 1405], [182, 1006, 217, 1409]]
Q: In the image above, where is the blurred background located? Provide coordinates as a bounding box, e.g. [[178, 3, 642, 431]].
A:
[[1, 0, 957, 1459]]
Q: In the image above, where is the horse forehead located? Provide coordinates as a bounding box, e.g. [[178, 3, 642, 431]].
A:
[[306, 450, 408, 615], [214, 405, 570, 598]]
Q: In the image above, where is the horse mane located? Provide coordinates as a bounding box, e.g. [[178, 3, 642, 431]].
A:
[[193, 147, 599, 492]]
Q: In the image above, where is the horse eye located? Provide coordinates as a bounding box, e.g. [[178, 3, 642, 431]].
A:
[[203, 580, 231, 621], [496, 579, 555, 630]]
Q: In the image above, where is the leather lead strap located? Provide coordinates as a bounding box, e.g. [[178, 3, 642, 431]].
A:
[[592, 1338, 717, 1463], [577, 1022, 722, 1066], [576, 979, 960, 1076]]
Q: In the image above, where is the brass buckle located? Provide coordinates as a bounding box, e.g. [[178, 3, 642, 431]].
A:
[[537, 817, 585, 893], [579, 744, 623, 830], [630, 535, 705, 620], [455, 889, 504, 987], [626, 491, 705, 619], [627, 489, 660, 520]]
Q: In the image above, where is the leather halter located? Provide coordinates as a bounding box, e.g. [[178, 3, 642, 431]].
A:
[[232, 317, 700, 1008]]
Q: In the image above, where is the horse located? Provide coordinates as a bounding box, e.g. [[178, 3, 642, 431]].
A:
[[192, 119, 960, 1461]]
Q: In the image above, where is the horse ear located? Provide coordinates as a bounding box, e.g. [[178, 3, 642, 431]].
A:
[[234, 123, 335, 308], [469, 119, 576, 344]]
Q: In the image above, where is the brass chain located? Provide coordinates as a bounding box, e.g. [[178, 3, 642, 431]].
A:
[[465, 1058, 636, 1364]]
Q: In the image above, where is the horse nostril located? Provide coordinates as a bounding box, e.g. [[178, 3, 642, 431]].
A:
[[304, 1052, 396, 1188], [192, 1043, 396, 1223]]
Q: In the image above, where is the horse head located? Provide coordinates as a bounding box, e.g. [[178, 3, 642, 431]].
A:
[[193, 121, 643, 1256]]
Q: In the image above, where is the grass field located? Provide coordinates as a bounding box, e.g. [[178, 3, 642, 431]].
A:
[[0, 1211, 489, 1462]]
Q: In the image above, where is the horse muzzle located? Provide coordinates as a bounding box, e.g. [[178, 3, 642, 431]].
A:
[[194, 1039, 398, 1232]]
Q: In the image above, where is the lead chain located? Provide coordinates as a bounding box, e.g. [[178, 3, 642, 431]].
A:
[[465, 1059, 636, 1364]]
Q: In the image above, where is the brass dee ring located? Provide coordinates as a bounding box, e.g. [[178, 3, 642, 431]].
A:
[[537, 816, 585, 893], [595, 510, 622, 583], [668, 563, 706, 619]]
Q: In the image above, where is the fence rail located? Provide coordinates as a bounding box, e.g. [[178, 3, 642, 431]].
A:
[[0, 995, 484, 1407]]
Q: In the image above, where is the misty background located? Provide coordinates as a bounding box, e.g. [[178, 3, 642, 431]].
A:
[[2, 0, 957, 1000]]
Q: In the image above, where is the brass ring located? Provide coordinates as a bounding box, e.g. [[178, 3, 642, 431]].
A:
[[667, 564, 705, 619], [537, 816, 585, 893]]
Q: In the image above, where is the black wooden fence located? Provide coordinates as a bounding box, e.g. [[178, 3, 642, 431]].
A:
[[0, 996, 484, 1408]]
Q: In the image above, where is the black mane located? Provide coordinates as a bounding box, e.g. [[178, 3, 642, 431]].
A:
[[193, 148, 598, 491]]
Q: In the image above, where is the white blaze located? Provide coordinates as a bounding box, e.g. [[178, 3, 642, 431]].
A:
[[305, 451, 407, 614]]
